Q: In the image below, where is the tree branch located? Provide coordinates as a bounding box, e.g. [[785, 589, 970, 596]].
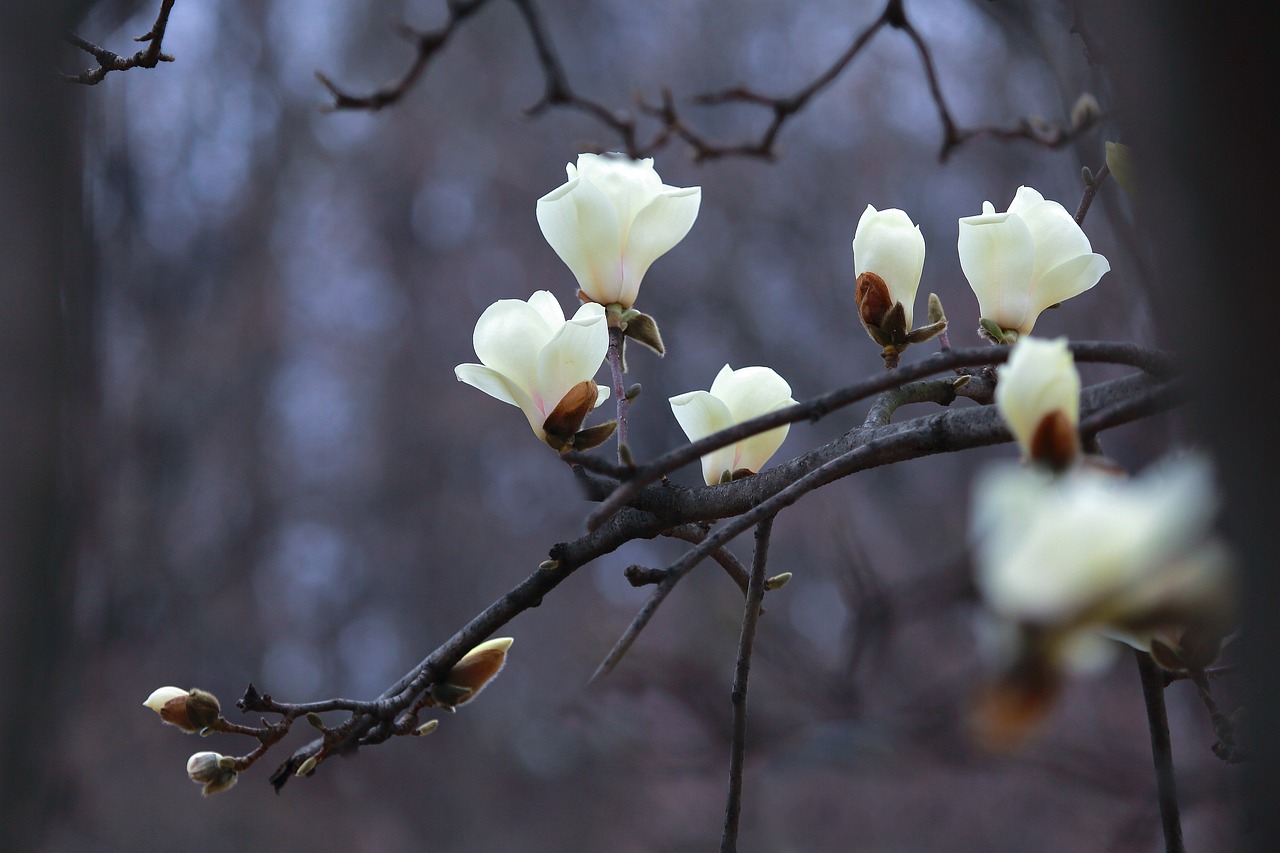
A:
[[62, 0, 177, 85]]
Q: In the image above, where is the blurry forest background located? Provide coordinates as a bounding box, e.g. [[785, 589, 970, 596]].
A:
[[2, 1, 1277, 851]]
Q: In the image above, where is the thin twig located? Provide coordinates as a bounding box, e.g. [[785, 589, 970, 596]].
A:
[[1075, 162, 1112, 225], [1136, 650, 1186, 853], [62, 0, 177, 85], [720, 517, 774, 853]]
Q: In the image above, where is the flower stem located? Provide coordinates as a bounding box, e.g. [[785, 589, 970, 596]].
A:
[[607, 325, 630, 462], [1136, 649, 1185, 853]]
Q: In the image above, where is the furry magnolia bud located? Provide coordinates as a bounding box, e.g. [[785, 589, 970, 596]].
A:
[[186, 751, 238, 796], [431, 638, 514, 710], [144, 686, 222, 733]]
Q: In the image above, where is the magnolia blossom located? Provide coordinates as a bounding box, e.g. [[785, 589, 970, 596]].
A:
[[958, 186, 1109, 337], [994, 336, 1080, 468], [970, 456, 1233, 672], [852, 204, 926, 330], [670, 365, 796, 485], [536, 153, 701, 308], [186, 751, 238, 796], [455, 291, 609, 445]]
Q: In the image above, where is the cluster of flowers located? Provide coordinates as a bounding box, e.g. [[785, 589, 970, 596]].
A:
[[452, 152, 1231, 740], [148, 149, 1231, 791]]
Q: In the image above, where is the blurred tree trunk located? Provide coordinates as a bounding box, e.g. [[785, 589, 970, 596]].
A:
[[1084, 2, 1280, 849], [0, 4, 86, 850]]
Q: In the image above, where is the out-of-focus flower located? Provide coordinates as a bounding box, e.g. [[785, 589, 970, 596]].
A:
[[851, 205, 943, 367], [994, 336, 1080, 470], [144, 686, 221, 733], [669, 365, 796, 485], [186, 751, 238, 796], [431, 637, 514, 710], [968, 456, 1235, 746], [455, 291, 611, 450], [958, 186, 1109, 340], [1105, 141, 1136, 196], [536, 153, 701, 308]]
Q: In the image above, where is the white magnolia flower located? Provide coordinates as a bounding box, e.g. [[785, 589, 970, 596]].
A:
[[455, 291, 609, 445], [536, 153, 701, 308], [970, 456, 1231, 671], [958, 186, 1109, 337], [852, 204, 926, 330], [670, 365, 796, 485], [995, 336, 1080, 467]]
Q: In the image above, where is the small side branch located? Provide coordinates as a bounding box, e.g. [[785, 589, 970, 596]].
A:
[[720, 517, 774, 853], [62, 0, 177, 85], [1136, 650, 1186, 853]]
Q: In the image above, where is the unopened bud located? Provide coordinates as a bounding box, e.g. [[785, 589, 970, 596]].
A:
[[1070, 93, 1101, 130], [305, 712, 325, 731], [539, 559, 560, 571], [186, 751, 238, 796], [431, 637, 514, 710], [414, 719, 440, 736], [144, 686, 221, 733], [765, 572, 793, 590], [295, 755, 319, 777]]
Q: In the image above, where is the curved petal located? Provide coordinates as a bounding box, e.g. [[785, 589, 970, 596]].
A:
[[710, 365, 795, 424], [536, 305, 608, 414], [670, 389, 736, 485], [1025, 253, 1110, 330], [617, 187, 702, 307], [526, 289, 567, 330], [471, 299, 554, 395], [576, 153, 664, 230], [455, 363, 544, 437], [958, 212, 1036, 331], [1016, 198, 1094, 283], [537, 178, 625, 304], [1005, 185, 1045, 216], [733, 414, 791, 475]]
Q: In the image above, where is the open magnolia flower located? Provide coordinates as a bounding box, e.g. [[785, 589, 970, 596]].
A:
[[536, 153, 701, 308], [669, 365, 796, 485], [994, 336, 1080, 470], [958, 186, 1109, 340], [852, 205, 944, 367], [968, 456, 1234, 745], [455, 291, 611, 450]]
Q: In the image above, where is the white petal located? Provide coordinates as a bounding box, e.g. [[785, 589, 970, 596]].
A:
[[535, 305, 608, 414], [617, 187, 701, 307], [455, 363, 544, 437], [471, 299, 554, 395], [1005, 185, 1046, 216], [958, 211, 1036, 331], [537, 177, 625, 304], [710, 365, 794, 424], [995, 336, 1080, 451], [1023, 254, 1110, 332], [670, 389, 736, 485], [526, 290, 567, 330], [1015, 196, 1094, 283]]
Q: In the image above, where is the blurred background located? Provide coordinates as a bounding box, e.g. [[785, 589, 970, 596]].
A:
[[2, 1, 1267, 851]]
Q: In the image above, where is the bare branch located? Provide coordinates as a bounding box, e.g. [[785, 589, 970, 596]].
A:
[[62, 0, 177, 85]]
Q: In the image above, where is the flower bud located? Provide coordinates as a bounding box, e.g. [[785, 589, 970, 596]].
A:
[[144, 686, 221, 733], [414, 719, 440, 736], [994, 336, 1081, 470], [186, 751, 238, 796], [1070, 93, 1101, 130], [432, 638, 514, 710]]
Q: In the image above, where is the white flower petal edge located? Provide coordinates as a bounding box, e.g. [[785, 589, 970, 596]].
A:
[[536, 153, 701, 308], [670, 365, 796, 485], [852, 204, 926, 329], [455, 292, 609, 442], [958, 186, 1109, 335]]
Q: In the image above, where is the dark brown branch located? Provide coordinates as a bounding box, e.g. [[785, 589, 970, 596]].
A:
[[317, 0, 491, 111], [318, 0, 1104, 163], [61, 0, 176, 85], [721, 517, 773, 853], [587, 341, 1174, 531], [1136, 650, 1186, 853], [1076, 162, 1112, 225]]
